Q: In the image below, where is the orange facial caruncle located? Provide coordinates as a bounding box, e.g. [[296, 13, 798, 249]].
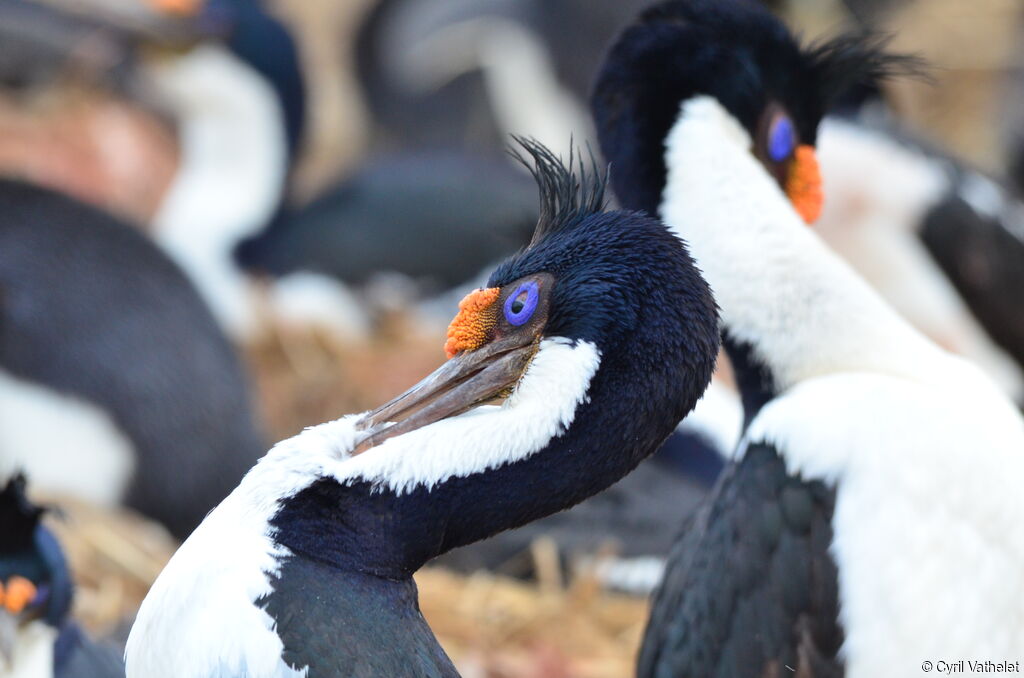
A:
[[0, 576, 37, 614], [444, 287, 501, 358], [786, 144, 824, 224], [148, 0, 202, 16]]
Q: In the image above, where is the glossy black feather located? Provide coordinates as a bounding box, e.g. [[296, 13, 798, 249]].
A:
[[638, 443, 842, 678], [434, 439, 715, 579], [803, 33, 923, 113], [507, 136, 607, 248], [261, 558, 458, 677]]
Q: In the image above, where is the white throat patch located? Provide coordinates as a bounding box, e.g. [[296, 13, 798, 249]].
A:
[[126, 337, 600, 678], [659, 96, 960, 391]]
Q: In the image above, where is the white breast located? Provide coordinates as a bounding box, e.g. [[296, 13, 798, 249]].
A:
[[662, 96, 1024, 674], [746, 365, 1024, 676]]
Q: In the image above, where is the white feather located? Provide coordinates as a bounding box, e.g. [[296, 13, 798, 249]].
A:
[[0, 369, 135, 506], [745, 372, 1024, 675], [662, 96, 1024, 674], [127, 338, 600, 677], [662, 97, 943, 390], [147, 45, 288, 338], [5, 621, 56, 678]]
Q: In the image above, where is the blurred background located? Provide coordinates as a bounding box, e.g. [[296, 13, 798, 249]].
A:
[[1, 0, 1023, 676]]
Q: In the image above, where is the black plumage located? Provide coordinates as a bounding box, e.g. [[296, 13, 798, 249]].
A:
[[591, 0, 915, 217], [638, 444, 841, 678], [261, 546, 460, 677], [0, 179, 265, 537], [434, 439, 715, 583]]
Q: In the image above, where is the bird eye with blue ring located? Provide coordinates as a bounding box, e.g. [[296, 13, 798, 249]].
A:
[[767, 113, 796, 163], [504, 281, 539, 326]]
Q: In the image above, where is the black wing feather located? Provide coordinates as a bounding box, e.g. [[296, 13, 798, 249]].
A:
[[638, 442, 842, 678]]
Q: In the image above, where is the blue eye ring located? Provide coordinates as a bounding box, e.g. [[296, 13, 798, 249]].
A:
[[768, 114, 796, 163], [504, 281, 539, 326]]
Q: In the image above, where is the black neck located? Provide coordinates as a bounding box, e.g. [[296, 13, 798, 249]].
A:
[[272, 331, 710, 579], [722, 332, 777, 428]]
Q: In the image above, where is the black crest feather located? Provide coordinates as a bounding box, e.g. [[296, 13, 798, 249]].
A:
[[508, 136, 608, 248], [804, 32, 927, 109], [0, 473, 45, 549]]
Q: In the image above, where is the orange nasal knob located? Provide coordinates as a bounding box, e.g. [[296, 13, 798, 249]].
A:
[[3, 576, 37, 614], [148, 0, 202, 16], [785, 144, 823, 224], [444, 287, 501, 358]]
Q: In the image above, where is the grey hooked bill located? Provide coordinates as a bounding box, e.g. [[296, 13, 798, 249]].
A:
[[352, 334, 540, 455]]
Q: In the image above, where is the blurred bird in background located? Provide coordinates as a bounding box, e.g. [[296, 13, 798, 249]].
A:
[[0, 475, 123, 678], [0, 179, 265, 539]]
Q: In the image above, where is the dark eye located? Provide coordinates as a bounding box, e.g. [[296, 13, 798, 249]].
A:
[[503, 281, 539, 326], [767, 113, 796, 163]]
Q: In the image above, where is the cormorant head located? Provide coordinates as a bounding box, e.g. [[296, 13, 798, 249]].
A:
[[262, 137, 718, 572], [591, 0, 913, 224], [354, 138, 718, 466], [0, 475, 73, 668]]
